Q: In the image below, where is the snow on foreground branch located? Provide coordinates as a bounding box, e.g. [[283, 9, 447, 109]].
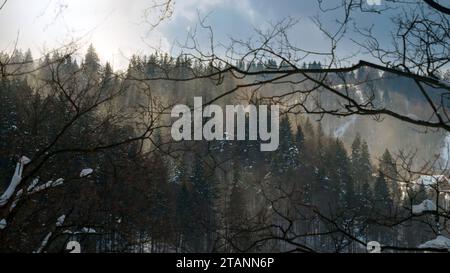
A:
[[27, 178, 64, 195], [1, 156, 94, 231], [0, 156, 30, 207], [4, 178, 66, 219], [35, 214, 66, 253], [34, 212, 97, 253], [80, 168, 93, 178]]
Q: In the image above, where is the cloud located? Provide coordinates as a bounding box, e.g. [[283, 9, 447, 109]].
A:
[[174, 0, 258, 23]]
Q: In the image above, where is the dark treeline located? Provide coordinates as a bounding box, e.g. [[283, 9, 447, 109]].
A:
[[0, 45, 444, 252]]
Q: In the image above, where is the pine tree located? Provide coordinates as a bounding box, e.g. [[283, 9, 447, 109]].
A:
[[189, 157, 216, 251], [295, 125, 305, 165], [380, 149, 400, 203], [22, 49, 34, 82], [190, 157, 210, 199], [315, 122, 326, 165], [380, 149, 396, 180], [351, 134, 362, 168], [226, 163, 250, 252], [361, 179, 373, 210], [326, 139, 355, 209], [83, 44, 100, 79], [294, 124, 314, 205], [372, 171, 394, 243], [237, 113, 259, 170], [350, 134, 363, 186], [100, 62, 117, 100], [176, 180, 194, 252], [360, 141, 372, 182], [270, 115, 298, 174], [373, 171, 392, 213], [351, 136, 373, 212]]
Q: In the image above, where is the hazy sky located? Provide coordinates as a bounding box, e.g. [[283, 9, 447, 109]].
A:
[[0, 0, 397, 69]]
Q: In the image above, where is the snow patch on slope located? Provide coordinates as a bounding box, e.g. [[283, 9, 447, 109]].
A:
[[334, 116, 358, 139], [412, 199, 436, 214]]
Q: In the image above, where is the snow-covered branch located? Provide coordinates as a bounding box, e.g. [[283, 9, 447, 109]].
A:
[[0, 156, 30, 207], [63, 227, 97, 235], [34, 214, 67, 253], [27, 178, 64, 195], [35, 232, 53, 253], [1, 165, 92, 231], [79, 168, 93, 178]]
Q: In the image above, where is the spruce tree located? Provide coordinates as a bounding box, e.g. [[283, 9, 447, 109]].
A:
[[326, 139, 355, 210], [372, 171, 394, 243], [226, 163, 250, 251], [380, 149, 401, 203], [83, 44, 100, 79], [350, 135, 373, 215], [350, 134, 362, 189], [270, 115, 298, 174], [189, 157, 216, 251], [295, 125, 305, 165], [373, 171, 392, 213], [176, 180, 194, 251]]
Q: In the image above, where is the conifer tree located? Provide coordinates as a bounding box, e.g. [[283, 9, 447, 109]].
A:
[[226, 163, 250, 251], [380, 149, 401, 203], [373, 171, 392, 213], [270, 115, 298, 174], [83, 44, 101, 79]]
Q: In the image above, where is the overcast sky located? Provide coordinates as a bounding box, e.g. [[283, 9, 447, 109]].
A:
[[0, 0, 400, 69]]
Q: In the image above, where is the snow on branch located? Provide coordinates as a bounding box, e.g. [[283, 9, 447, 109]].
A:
[[35, 232, 52, 253], [34, 214, 67, 253], [63, 227, 97, 235], [79, 168, 93, 178], [0, 156, 30, 207], [56, 215, 66, 227], [7, 178, 64, 214], [27, 178, 64, 195], [0, 219, 6, 230], [419, 236, 450, 251], [2, 166, 90, 230]]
